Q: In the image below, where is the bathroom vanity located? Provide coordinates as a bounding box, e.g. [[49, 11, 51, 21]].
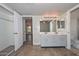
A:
[[40, 16, 67, 47], [40, 33, 67, 47]]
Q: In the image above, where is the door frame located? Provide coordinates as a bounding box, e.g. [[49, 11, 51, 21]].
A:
[[22, 17, 33, 45], [66, 4, 79, 49]]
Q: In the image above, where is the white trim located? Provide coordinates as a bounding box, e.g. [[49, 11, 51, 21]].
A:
[[22, 15, 41, 17], [0, 3, 14, 14], [67, 4, 79, 13], [66, 12, 71, 49], [22, 15, 33, 17], [33, 43, 40, 45], [50, 21, 53, 32], [65, 4, 79, 49]]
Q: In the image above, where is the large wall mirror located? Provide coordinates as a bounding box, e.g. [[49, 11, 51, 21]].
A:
[[40, 20, 57, 32], [40, 21, 50, 32], [40, 17, 65, 32], [57, 21, 65, 29], [52, 20, 56, 32]]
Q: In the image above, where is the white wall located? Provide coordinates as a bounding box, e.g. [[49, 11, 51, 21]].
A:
[[22, 15, 41, 45], [32, 16, 41, 45], [70, 8, 79, 45], [65, 12, 71, 49], [71, 11, 78, 41], [0, 12, 14, 51]]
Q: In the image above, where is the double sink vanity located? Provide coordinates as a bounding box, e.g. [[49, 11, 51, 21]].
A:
[[40, 16, 67, 47], [40, 32, 67, 47]]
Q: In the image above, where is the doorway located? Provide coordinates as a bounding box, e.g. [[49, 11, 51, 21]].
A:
[[23, 17, 33, 45], [70, 8, 79, 48]]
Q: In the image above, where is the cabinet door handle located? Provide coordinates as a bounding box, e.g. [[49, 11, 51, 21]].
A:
[[13, 33, 19, 34]]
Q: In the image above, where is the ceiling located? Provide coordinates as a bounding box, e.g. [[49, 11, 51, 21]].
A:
[[4, 3, 78, 16]]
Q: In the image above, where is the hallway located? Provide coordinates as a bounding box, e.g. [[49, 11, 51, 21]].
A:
[[16, 42, 78, 56]]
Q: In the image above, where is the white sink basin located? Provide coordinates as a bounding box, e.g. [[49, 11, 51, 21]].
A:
[[40, 32, 66, 35]]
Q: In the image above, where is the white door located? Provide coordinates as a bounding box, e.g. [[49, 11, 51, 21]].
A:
[[14, 12, 23, 51]]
